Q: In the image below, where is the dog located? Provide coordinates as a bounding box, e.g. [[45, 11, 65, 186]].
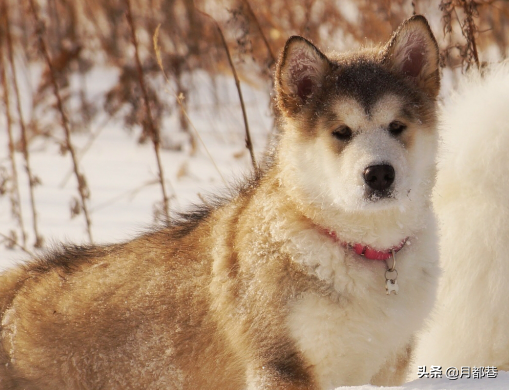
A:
[[412, 63, 509, 376], [0, 15, 440, 389]]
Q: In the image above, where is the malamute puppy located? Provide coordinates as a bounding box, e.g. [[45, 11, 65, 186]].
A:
[[0, 15, 440, 389]]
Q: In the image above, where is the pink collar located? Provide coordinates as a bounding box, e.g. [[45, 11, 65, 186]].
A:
[[323, 229, 408, 261]]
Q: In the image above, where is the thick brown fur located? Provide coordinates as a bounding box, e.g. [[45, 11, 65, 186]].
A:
[[0, 15, 440, 390]]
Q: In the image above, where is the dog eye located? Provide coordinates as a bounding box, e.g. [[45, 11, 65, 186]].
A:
[[332, 126, 353, 141], [388, 121, 407, 136]]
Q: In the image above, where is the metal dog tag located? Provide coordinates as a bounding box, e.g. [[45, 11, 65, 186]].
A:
[[385, 250, 399, 295], [385, 278, 399, 295]]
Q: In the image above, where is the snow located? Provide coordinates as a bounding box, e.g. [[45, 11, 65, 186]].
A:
[[341, 370, 509, 389], [1, 67, 509, 388], [0, 68, 273, 268]]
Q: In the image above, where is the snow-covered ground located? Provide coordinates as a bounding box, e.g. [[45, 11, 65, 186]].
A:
[[0, 68, 274, 268], [346, 370, 509, 390], [1, 67, 508, 389]]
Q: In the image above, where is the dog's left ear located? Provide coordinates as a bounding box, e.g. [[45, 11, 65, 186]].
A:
[[383, 15, 440, 98], [275, 36, 330, 114]]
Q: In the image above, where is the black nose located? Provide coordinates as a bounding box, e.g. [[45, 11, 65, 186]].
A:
[[363, 164, 395, 192]]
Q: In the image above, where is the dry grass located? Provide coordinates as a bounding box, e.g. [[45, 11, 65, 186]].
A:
[[125, 0, 170, 221], [2, 0, 43, 248], [29, 0, 94, 243], [439, 0, 508, 70], [0, 22, 27, 249]]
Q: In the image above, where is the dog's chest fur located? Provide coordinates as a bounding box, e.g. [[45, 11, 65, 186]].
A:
[[213, 181, 440, 388], [278, 221, 439, 388]]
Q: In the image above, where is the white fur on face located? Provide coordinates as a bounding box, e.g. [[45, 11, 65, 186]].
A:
[[277, 94, 437, 248], [280, 95, 435, 211]]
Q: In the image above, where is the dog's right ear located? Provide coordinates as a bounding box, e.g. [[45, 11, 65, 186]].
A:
[[276, 36, 330, 114], [382, 15, 440, 98]]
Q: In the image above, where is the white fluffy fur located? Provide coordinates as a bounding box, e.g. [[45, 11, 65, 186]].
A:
[[277, 96, 437, 249], [412, 63, 509, 375], [272, 95, 440, 387], [285, 222, 438, 388]]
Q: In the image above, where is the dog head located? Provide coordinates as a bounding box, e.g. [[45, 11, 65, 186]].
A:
[[274, 15, 439, 238]]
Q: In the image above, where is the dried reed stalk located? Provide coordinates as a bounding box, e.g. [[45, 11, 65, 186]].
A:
[[242, 0, 276, 67], [198, 10, 258, 173], [153, 25, 229, 188], [0, 232, 34, 257], [3, 1, 43, 248], [125, 0, 170, 220], [440, 0, 483, 71], [0, 31, 27, 247], [28, 0, 93, 243], [459, 0, 481, 70]]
